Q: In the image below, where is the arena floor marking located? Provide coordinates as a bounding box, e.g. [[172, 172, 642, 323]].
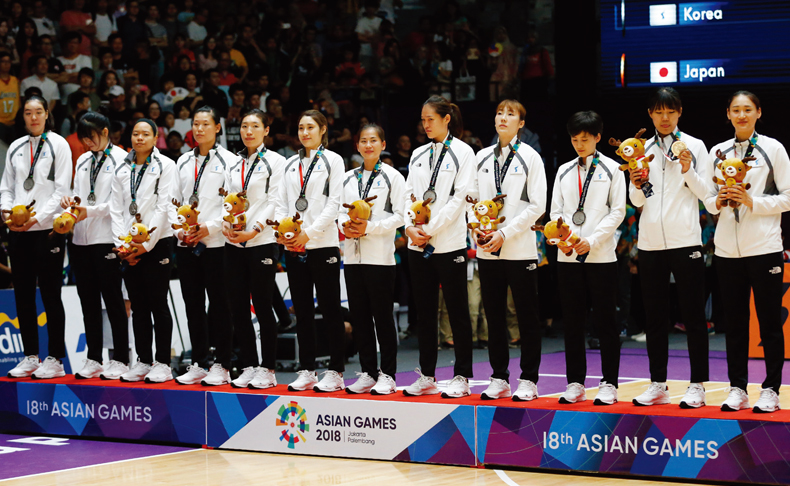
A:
[[0, 434, 195, 482]]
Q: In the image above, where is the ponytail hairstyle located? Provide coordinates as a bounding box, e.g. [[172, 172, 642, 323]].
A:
[[423, 95, 463, 138], [299, 109, 329, 147], [77, 111, 111, 142], [23, 95, 54, 133], [496, 99, 526, 136], [194, 105, 222, 135], [727, 90, 761, 111], [241, 108, 271, 128], [357, 123, 385, 140]]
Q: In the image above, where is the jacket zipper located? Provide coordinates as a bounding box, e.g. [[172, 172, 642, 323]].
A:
[[660, 156, 667, 249]]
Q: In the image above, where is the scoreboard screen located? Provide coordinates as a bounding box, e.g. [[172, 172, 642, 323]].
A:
[[600, 1, 790, 88]]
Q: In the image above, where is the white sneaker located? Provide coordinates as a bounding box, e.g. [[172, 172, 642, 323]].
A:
[[120, 360, 152, 382], [633, 382, 670, 406], [558, 382, 587, 404], [32, 357, 65, 380], [201, 363, 230, 386], [441, 375, 471, 398], [100, 360, 129, 380], [7, 356, 40, 378], [144, 361, 173, 383], [248, 367, 277, 389], [76, 359, 104, 379], [314, 370, 345, 392], [632, 332, 647, 342], [753, 388, 781, 413], [345, 372, 376, 394], [594, 381, 618, 405], [402, 368, 439, 396], [512, 379, 539, 402], [288, 370, 318, 391], [721, 387, 750, 411], [231, 367, 257, 388], [481, 377, 511, 400], [370, 372, 397, 395], [175, 364, 207, 385], [679, 383, 706, 409]]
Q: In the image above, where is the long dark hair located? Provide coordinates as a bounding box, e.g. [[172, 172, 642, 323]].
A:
[[23, 95, 54, 132], [423, 95, 463, 138], [299, 109, 329, 146]]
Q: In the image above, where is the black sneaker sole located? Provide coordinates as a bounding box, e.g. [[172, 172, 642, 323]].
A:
[[345, 388, 367, 394], [370, 389, 394, 395], [287, 386, 308, 392], [753, 406, 777, 414], [720, 404, 743, 412], [679, 401, 705, 409], [594, 399, 617, 406], [558, 397, 574, 404], [480, 393, 496, 400], [313, 387, 343, 393], [440, 392, 469, 399]]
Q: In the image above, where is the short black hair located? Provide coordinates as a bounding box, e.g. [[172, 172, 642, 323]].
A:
[[23, 87, 43, 98], [69, 91, 90, 111], [27, 55, 45, 72], [647, 87, 682, 112], [77, 112, 110, 141], [0, 51, 11, 62], [62, 31, 82, 46], [78, 67, 95, 79], [566, 111, 603, 137], [228, 83, 245, 96], [166, 130, 183, 140]]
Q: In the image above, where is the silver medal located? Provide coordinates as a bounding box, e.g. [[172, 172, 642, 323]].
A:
[[129, 201, 138, 215], [23, 177, 34, 191], [188, 194, 199, 206], [423, 189, 437, 202], [87, 193, 96, 205], [572, 210, 586, 226], [295, 197, 309, 211]]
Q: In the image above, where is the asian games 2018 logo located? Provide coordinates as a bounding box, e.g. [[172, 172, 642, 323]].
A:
[[276, 401, 309, 449]]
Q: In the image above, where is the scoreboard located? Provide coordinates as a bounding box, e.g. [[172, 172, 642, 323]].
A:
[[600, 1, 790, 88]]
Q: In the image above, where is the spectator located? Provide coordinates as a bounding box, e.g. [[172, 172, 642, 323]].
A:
[[488, 26, 518, 101], [94, 0, 118, 47], [106, 84, 131, 126], [67, 67, 100, 112], [255, 72, 270, 111], [171, 99, 192, 138], [20, 55, 59, 111], [430, 43, 453, 99], [221, 32, 248, 81], [177, 0, 196, 25], [144, 100, 167, 149], [95, 48, 114, 82], [0, 18, 20, 70], [234, 24, 265, 73], [187, 8, 208, 48], [128, 38, 157, 87], [391, 134, 411, 177], [59, 0, 95, 56], [246, 90, 261, 113], [30, 0, 57, 38], [216, 50, 238, 86], [401, 45, 429, 104], [163, 130, 186, 159], [15, 18, 37, 79], [181, 71, 200, 110], [168, 33, 195, 70], [65, 108, 89, 166], [379, 39, 405, 90], [145, 3, 169, 51], [334, 48, 365, 86], [355, 0, 382, 72], [97, 70, 119, 101], [161, 2, 186, 44], [225, 83, 245, 153], [118, 0, 148, 60], [0, 51, 19, 143], [109, 120, 124, 149], [519, 28, 554, 98], [265, 96, 287, 150], [35, 35, 64, 79], [108, 33, 132, 79], [198, 35, 219, 71], [196, 69, 229, 118], [403, 16, 432, 55], [61, 91, 91, 135], [151, 74, 176, 112], [57, 32, 93, 101]]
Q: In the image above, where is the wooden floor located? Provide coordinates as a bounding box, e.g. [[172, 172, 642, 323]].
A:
[[3, 448, 719, 486]]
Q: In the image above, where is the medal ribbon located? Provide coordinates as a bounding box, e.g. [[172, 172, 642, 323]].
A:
[[192, 150, 210, 198], [129, 155, 151, 205], [241, 149, 266, 191], [356, 161, 381, 198], [658, 129, 681, 160], [89, 144, 111, 199], [493, 139, 520, 196], [27, 132, 48, 181], [732, 133, 758, 223], [575, 153, 599, 215], [426, 134, 453, 195], [298, 145, 324, 200]]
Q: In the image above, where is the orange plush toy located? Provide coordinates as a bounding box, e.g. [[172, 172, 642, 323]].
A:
[[4, 200, 35, 228], [115, 213, 157, 258], [51, 197, 82, 236], [218, 188, 248, 231], [532, 216, 587, 262], [342, 195, 377, 231], [712, 149, 754, 209], [466, 194, 506, 244], [267, 212, 305, 257], [406, 193, 432, 227]]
